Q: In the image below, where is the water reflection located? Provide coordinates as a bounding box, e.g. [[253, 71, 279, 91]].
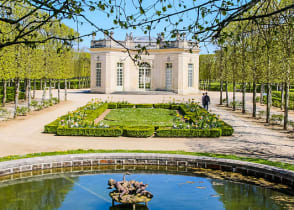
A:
[[0, 168, 293, 210]]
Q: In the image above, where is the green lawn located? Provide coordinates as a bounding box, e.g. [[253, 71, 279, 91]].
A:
[[100, 108, 187, 127]]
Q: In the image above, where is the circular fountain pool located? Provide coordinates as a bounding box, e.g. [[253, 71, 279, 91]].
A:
[[0, 166, 293, 210]]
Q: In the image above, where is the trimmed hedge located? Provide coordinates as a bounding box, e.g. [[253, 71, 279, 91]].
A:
[[108, 103, 117, 109], [84, 103, 108, 121], [171, 105, 180, 110], [135, 104, 153, 108], [156, 128, 222, 137], [221, 126, 234, 136], [44, 119, 60, 134], [57, 126, 122, 136], [153, 104, 171, 109], [44, 103, 108, 133], [44, 102, 233, 137], [118, 104, 134, 108], [123, 126, 154, 137]]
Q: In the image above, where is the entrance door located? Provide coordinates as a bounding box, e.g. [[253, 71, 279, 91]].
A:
[[165, 63, 172, 90], [138, 63, 151, 90]]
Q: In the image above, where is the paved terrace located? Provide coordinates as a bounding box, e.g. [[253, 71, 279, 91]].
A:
[[0, 89, 294, 164]]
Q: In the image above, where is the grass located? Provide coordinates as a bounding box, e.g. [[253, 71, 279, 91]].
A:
[[100, 108, 187, 127], [0, 149, 293, 172]]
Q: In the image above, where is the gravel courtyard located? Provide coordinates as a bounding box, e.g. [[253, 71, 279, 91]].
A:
[[0, 89, 294, 164]]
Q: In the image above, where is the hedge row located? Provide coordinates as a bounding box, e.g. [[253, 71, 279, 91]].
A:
[[0, 87, 25, 104], [123, 126, 154, 137], [107, 103, 177, 109], [44, 103, 107, 134], [135, 104, 153, 108], [156, 127, 222, 137], [57, 126, 122, 136], [118, 104, 134, 108], [55, 126, 224, 137], [44, 102, 234, 137]]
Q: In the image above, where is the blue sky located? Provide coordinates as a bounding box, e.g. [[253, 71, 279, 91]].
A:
[[63, 1, 219, 54]]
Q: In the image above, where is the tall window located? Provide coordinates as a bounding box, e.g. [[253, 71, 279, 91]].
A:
[[165, 63, 172, 90], [117, 63, 123, 87], [96, 63, 101, 87], [188, 64, 194, 87]]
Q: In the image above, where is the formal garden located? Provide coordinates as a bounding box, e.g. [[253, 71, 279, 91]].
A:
[[44, 100, 234, 137]]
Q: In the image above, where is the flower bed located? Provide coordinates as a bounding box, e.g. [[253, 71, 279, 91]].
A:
[[44, 100, 234, 137]]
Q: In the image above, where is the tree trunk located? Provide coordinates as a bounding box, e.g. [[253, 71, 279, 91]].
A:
[[27, 79, 31, 110], [49, 79, 52, 100], [284, 82, 289, 130], [281, 83, 284, 110], [242, 82, 246, 114], [25, 78, 29, 101], [23, 79, 27, 101], [33, 79, 36, 99], [252, 82, 257, 118], [225, 81, 229, 107], [233, 81, 236, 111], [220, 80, 223, 105], [2, 79, 7, 107], [260, 83, 264, 104], [266, 83, 272, 123], [14, 78, 20, 118], [68, 80, 71, 89], [64, 79, 67, 101], [40, 79, 43, 91], [58, 79, 61, 102], [78, 77, 81, 89], [42, 78, 47, 101]]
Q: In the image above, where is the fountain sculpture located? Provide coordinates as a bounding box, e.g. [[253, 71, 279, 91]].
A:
[[108, 173, 153, 209]]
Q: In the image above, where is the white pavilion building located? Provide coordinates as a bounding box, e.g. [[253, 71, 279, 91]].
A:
[[89, 33, 200, 95]]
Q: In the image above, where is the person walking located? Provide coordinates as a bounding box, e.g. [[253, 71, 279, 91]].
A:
[[201, 93, 205, 108], [203, 92, 210, 110]]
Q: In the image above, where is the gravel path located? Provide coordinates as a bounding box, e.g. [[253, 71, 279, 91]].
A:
[[0, 89, 294, 164]]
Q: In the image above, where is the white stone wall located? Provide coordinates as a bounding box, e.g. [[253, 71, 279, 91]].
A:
[[90, 49, 200, 95]]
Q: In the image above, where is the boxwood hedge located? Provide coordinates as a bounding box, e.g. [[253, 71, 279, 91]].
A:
[[57, 126, 122, 137], [44, 102, 233, 138], [135, 104, 153, 108], [123, 126, 155, 137], [155, 127, 222, 137]]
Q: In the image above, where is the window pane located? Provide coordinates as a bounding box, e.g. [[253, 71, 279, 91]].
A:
[[96, 63, 101, 87], [166, 63, 172, 90], [117, 63, 123, 86], [188, 64, 193, 87]]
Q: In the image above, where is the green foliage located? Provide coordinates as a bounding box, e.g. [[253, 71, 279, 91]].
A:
[[171, 105, 180, 110], [44, 119, 60, 133], [118, 103, 134, 108], [156, 128, 222, 137], [153, 104, 171, 109], [15, 106, 29, 116], [57, 126, 122, 137], [270, 114, 284, 125], [45, 102, 233, 137], [44, 101, 107, 133], [123, 126, 154, 137], [101, 108, 180, 127], [107, 103, 118, 109], [221, 126, 234, 136], [135, 104, 153, 108], [0, 87, 25, 104]]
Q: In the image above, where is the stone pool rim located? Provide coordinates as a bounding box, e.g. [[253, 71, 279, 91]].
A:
[[0, 153, 293, 188]]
